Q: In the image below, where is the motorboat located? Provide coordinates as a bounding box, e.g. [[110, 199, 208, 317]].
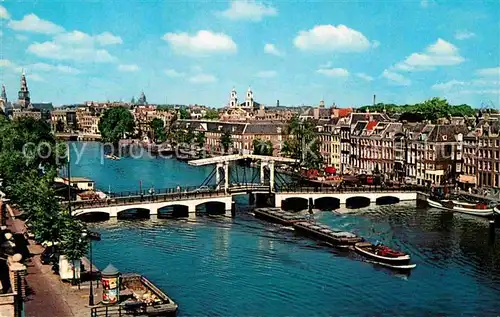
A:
[[354, 242, 414, 269], [427, 197, 493, 217], [105, 154, 121, 160], [494, 205, 500, 215]]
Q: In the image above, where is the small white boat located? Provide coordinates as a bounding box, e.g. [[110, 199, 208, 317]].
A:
[[280, 226, 295, 231], [427, 197, 493, 217]]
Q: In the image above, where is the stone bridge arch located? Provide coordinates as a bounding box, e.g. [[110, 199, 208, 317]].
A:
[[281, 197, 309, 212], [375, 196, 400, 205], [117, 207, 150, 220], [157, 204, 190, 218], [345, 196, 371, 209], [196, 201, 227, 216], [314, 197, 341, 211], [74, 211, 111, 222]]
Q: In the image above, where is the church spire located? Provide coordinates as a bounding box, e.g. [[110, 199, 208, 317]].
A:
[[18, 72, 31, 109], [1, 84, 7, 103]]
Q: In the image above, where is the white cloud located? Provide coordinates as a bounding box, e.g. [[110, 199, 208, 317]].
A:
[[317, 68, 349, 77], [217, 0, 277, 21], [393, 38, 464, 72], [28, 41, 116, 63], [264, 43, 281, 56], [460, 89, 500, 95], [8, 14, 65, 34], [189, 73, 217, 84], [27, 29, 119, 63], [96, 32, 123, 45], [294, 24, 375, 52], [455, 30, 475, 40], [163, 30, 237, 55], [164, 69, 185, 77], [381, 69, 411, 86], [190, 65, 203, 73], [476, 66, 500, 77], [28, 74, 45, 82], [24, 62, 81, 74], [15, 34, 29, 42], [255, 70, 277, 78], [0, 5, 9, 19], [118, 64, 140, 72], [432, 80, 466, 91], [0, 59, 14, 68], [356, 73, 374, 81], [432, 78, 499, 91], [372, 40, 380, 49]]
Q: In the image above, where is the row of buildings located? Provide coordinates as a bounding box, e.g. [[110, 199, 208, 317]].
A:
[[3, 73, 500, 190]]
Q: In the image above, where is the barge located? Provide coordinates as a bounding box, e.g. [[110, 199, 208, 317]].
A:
[[253, 208, 308, 226], [292, 221, 363, 246]]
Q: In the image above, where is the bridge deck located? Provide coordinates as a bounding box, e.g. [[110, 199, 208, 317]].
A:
[[188, 154, 297, 166]]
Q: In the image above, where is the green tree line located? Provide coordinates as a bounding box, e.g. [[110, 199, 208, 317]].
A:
[[0, 115, 88, 282]]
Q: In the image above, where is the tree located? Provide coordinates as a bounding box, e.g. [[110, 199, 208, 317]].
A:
[[149, 118, 166, 143], [220, 131, 232, 154], [281, 116, 322, 169], [253, 139, 273, 156], [195, 132, 206, 148], [98, 107, 135, 146], [203, 109, 219, 120], [59, 213, 88, 284], [178, 108, 190, 120]]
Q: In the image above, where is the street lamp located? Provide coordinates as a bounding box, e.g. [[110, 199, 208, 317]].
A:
[[82, 230, 101, 306]]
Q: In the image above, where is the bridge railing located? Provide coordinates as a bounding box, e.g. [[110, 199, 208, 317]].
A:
[[276, 184, 427, 194], [71, 186, 227, 210]]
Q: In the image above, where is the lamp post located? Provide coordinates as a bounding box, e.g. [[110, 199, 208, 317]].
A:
[[85, 230, 101, 306]]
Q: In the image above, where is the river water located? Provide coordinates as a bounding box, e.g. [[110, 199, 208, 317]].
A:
[[70, 142, 500, 316]]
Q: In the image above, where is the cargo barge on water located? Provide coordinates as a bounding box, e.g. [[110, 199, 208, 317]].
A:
[[292, 221, 363, 246], [253, 208, 308, 226]]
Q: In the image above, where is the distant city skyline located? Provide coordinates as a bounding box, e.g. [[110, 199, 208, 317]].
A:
[[0, 1, 498, 107]]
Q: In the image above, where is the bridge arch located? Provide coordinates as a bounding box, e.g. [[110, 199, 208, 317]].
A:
[[196, 201, 226, 216], [74, 211, 110, 222], [117, 207, 150, 220], [157, 204, 189, 218], [346, 196, 371, 209], [314, 197, 340, 211], [282, 197, 309, 212], [376, 196, 400, 205]]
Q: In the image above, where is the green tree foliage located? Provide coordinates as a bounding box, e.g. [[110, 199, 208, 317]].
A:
[[281, 116, 323, 169], [149, 118, 166, 143], [0, 116, 88, 279], [98, 107, 135, 146], [252, 139, 273, 156], [203, 109, 219, 120], [358, 98, 475, 123], [220, 131, 233, 154], [195, 132, 206, 147], [178, 108, 190, 120]]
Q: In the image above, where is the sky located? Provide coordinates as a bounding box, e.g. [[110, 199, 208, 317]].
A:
[[0, 0, 499, 108]]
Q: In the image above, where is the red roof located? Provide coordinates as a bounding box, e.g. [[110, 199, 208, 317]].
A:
[[336, 108, 353, 118], [366, 120, 378, 131]]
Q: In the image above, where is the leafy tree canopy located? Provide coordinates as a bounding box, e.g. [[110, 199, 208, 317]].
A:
[[220, 131, 233, 154], [98, 107, 135, 146], [149, 118, 166, 143], [358, 98, 475, 123], [203, 109, 219, 120], [253, 139, 273, 156]]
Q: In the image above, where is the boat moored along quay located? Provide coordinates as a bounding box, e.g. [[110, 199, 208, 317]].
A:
[[253, 207, 308, 226], [292, 221, 363, 246]]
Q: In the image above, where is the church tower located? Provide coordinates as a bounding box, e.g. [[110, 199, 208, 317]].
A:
[[229, 87, 238, 108], [0, 84, 7, 113], [244, 87, 254, 109], [18, 71, 31, 109], [138, 91, 147, 105]]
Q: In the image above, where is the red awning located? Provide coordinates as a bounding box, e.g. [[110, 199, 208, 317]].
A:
[[325, 166, 336, 174]]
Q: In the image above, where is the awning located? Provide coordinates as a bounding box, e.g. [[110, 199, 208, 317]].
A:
[[325, 166, 336, 174], [458, 175, 476, 184]]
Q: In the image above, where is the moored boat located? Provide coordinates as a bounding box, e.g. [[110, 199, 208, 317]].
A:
[[427, 197, 493, 217], [354, 242, 413, 267], [495, 205, 500, 216]]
